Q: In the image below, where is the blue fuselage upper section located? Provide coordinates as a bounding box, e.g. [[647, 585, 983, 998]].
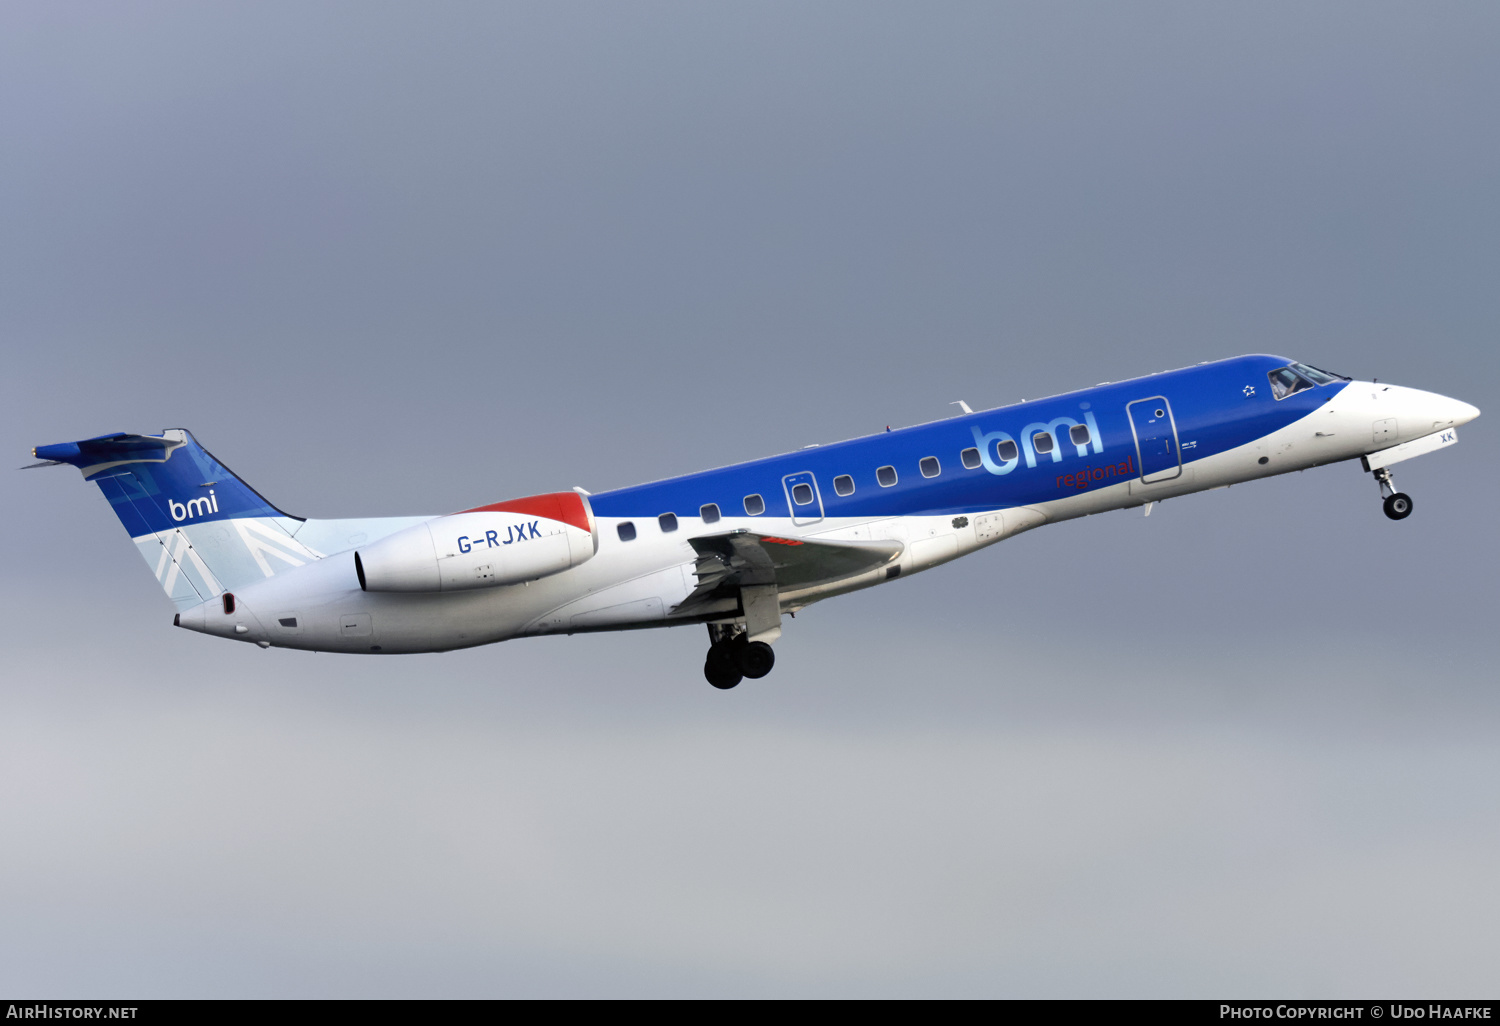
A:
[[588, 354, 1344, 521]]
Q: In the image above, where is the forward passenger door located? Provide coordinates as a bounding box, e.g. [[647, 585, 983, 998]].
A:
[[1126, 397, 1183, 483]]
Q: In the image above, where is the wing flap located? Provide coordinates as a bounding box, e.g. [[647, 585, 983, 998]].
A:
[[673, 530, 902, 618]]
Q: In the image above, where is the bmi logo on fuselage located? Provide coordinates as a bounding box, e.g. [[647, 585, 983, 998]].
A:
[[970, 411, 1105, 476]]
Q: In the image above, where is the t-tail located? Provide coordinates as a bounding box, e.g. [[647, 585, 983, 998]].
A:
[[29, 430, 323, 610]]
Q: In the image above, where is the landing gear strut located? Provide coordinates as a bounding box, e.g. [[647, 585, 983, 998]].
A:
[[1373, 467, 1413, 521], [703, 624, 776, 689]]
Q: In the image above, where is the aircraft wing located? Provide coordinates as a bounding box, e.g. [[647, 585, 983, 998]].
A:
[[673, 529, 903, 618]]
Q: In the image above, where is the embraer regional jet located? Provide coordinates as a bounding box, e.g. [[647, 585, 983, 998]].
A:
[[30, 355, 1479, 689]]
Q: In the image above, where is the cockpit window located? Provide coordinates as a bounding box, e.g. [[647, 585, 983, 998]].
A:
[[1291, 361, 1345, 385], [1269, 361, 1348, 399], [1268, 366, 1315, 400]]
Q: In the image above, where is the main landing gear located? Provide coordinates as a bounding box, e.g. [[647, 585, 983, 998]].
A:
[[1373, 467, 1414, 521], [703, 623, 776, 690]]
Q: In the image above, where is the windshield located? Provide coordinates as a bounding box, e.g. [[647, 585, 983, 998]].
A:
[[1268, 361, 1347, 399], [1268, 366, 1314, 400], [1291, 361, 1346, 385]]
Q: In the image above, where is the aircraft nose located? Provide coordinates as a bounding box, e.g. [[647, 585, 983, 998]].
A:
[[1449, 397, 1481, 426], [1393, 387, 1481, 432]]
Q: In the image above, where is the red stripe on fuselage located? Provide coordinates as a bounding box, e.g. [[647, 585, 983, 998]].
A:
[[461, 492, 591, 534]]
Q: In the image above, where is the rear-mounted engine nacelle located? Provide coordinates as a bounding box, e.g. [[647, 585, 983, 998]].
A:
[[356, 491, 597, 592]]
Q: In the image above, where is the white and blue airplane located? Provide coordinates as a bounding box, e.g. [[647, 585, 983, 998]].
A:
[[30, 355, 1479, 688]]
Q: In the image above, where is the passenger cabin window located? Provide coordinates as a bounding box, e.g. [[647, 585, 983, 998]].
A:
[[996, 439, 1019, 462], [1268, 366, 1315, 400], [1069, 424, 1091, 447], [1033, 431, 1054, 454], [617, 521, 637, 542], [876, 465, 898, 487], [960, 447, 982, 470], [658, 512, 678, 533], [833, 474, 854, 496], [791, 482, 815, 505], [700, 503, 721, 524], [744, 494, 765, 515], [920, 456, 940, 478]]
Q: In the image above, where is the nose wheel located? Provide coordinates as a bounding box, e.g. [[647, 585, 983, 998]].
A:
[[1373, 467, 1414, 521], [702, 625, 777, 689]]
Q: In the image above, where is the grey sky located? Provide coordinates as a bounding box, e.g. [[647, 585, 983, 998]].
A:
[[2, 1, 1497, 997]]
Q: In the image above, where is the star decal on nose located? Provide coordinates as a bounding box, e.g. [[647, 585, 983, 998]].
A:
[[1243, 385, 1256, 397]]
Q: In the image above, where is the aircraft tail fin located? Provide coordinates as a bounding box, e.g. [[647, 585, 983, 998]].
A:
[[30, 430, 324, 609]]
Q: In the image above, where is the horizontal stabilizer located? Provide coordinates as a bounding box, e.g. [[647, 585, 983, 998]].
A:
[[33, 432, 183, 468]]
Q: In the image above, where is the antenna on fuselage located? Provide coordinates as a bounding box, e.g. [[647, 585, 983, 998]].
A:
[[951, 400, 973, 415]]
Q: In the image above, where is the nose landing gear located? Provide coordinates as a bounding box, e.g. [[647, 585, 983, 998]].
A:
[[1374, 467, 1414, 521], [1383, 493, 1413, 520], [702, 624, 777, 689]]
